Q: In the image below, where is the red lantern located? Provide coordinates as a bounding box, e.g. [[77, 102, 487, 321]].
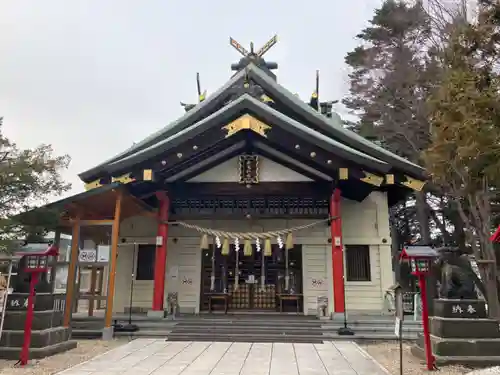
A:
[[16, 243, 59, 366], [400, 245, 438, 371]]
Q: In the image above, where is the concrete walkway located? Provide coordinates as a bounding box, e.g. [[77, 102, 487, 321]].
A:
[[57, 339, 389, 375]]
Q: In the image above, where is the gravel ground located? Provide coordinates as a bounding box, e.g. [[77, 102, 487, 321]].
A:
[[0, 339, 127, 375], [360, 341, 471, 375], [466, 367, 500, 374]]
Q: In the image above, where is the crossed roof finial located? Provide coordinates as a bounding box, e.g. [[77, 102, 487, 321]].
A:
[[229, 35, 278, 58]]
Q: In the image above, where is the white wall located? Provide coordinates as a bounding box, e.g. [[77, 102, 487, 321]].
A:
[[188, 156, 313, 182], [112, 190, 393, 315]]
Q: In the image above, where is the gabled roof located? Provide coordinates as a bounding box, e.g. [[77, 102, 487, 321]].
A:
[[79, 68, 248, 181], [101, 94, 391, 177], [79, 63, 426, 183], [245, 66, 425, 177]]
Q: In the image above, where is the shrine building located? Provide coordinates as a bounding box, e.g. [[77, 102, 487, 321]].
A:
[[25, 36, 426, 337]]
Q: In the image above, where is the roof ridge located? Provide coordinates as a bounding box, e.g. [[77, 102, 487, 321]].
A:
[[247, 63, 424, 172]]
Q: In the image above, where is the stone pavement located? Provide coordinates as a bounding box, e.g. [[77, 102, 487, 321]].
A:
[[56, 339, 389, 375]]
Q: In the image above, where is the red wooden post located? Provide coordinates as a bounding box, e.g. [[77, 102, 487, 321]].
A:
[[152, 191, 169, 312], [419, 276, 435, 370], [330, 189, 345, 313], [20, 272, 39, 366]]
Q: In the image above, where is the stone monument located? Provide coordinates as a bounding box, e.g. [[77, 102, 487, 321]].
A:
[[0, 261, 76, 360], [412, 299, 500, 366]]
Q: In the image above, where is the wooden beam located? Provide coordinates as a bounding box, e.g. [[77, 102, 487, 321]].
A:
[[63, 218, 80, 327], [70, 219, 114, 226], [167, 182, 332, 197], [256, 149, 326, 182], [104, 190, 123, 331], [124, 193, 156, 215]]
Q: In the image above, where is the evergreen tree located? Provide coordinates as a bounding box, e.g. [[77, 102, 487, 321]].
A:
[[343, 0, 434, 247], [425, 0, 500, 318], [0, 117, 71, 252]]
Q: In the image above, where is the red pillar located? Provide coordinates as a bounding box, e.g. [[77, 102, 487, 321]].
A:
[[152, 191, 169, 311], [330, 189, 346, 313], [419, 276, 436, 370], [20, 272, 39, 366]]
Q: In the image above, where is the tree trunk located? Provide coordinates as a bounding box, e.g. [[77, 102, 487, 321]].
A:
[[415, 191, 431, 243], [449, 201, 467, 249]]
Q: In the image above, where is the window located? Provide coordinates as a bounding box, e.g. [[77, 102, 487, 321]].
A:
[[345, 245, 371, 281], [136, 245, 156, 280]]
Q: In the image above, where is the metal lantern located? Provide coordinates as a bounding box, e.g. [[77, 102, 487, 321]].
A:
[[400, 246, 438, 276], [399, 245, 439, 371], [19, 244, 58, 274]]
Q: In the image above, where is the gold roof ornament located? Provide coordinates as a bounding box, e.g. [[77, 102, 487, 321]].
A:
[[222, 114, 271, 138]]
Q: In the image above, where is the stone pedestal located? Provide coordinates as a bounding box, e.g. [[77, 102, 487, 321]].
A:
[[0, 293, 77, 360], [412, 299, 500, 367]]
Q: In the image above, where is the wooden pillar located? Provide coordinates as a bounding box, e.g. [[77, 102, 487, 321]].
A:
[[74, 268, 82, 313], [330, 189, 346, 313], [103, 190, 123, 339], [63, 218, 80, 327], [49, 228, 61, 293], [151, 191, 169, 315], [88, 267, 97, 316], [97, 267, 104, 310]]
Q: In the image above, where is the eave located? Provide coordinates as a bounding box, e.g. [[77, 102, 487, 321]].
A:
[[246, 64, 427, 179], [78, 68, 248, 181], [85, 94, 392, 182]]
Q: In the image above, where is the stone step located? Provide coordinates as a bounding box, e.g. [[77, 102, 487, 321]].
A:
[[327, 319, 423, 327], [325, 331, 419, 340], [165, 333, 325, 343], [70, 328, 419, 341], [170, 327, 321, 336], [172, 320, 322, 327], [323, 324, 422, 333]]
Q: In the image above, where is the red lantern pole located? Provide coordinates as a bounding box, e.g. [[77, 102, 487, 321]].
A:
[[419, 275, 435, 370], [19, 272, 39, 366]]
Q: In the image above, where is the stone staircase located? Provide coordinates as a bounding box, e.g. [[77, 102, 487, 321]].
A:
[[165, 315, 325, 343], [324, 316, 422, 340], [71, 313, 422, 342]]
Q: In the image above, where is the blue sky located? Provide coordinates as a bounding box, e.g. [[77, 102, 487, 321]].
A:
[[0, 0, 382, 197]]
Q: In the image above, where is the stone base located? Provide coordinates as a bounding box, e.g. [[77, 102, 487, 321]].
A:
[[430, 316, 500, 339], [3, 310, 63, 331], [417, 333, 500, 357], [0, 340, 77, 360], [102, 326, 114, 341], [0, 327, 70, 348], [331, 313, 348, 321], [147, 310, 166, 319], [411, 344, 500, 367]]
